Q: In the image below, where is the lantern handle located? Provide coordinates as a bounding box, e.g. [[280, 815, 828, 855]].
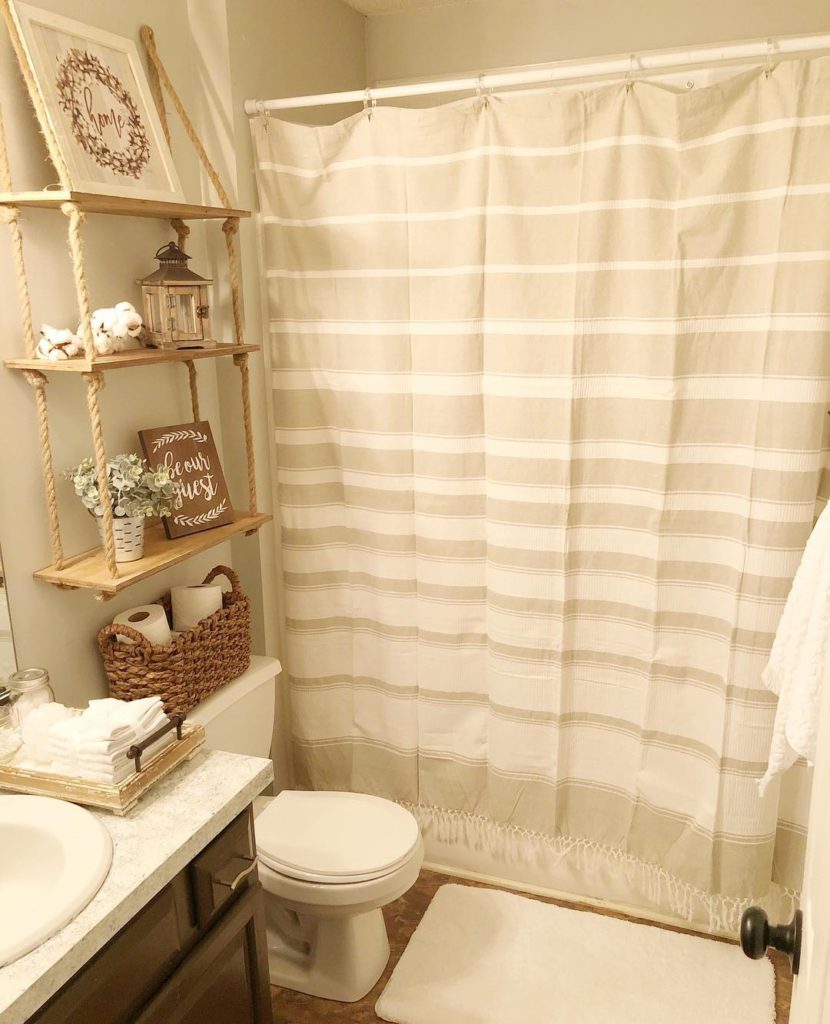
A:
[[155, 241, 190, 261]]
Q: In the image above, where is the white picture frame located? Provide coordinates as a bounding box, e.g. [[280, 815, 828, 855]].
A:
[[6, 2, 185, 203]]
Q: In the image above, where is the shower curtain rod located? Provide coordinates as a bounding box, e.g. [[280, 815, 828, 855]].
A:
[[244, 33, 830, 114]]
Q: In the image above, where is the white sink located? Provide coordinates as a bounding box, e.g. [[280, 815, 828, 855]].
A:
[[0, 795, 112, 966]]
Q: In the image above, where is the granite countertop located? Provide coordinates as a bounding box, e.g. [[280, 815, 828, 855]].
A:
[[0, 748, 273, 1024]]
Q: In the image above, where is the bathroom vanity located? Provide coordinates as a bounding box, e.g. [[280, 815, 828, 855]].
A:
[[0, 748, 273, 1024]]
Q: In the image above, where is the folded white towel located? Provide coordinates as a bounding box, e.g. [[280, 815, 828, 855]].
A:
[[85, 696, 164, 730], [49, 704, 167, 742], [46, 697, 171, 773], [48, 708, 168, 756], [51, 730, 175, 783], [49, 716, 131, 747], [758, 503, 830, 795], [65, 737, 173, 770], [50, 759, 136, 785], [19, 704, 78, 764], [54, 747, 144, 769]]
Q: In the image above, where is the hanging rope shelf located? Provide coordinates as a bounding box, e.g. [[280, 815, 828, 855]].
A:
[[0, 15, 269, 601]]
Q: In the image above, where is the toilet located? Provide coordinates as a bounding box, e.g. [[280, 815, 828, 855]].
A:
[[188, 656, 425, 1002]]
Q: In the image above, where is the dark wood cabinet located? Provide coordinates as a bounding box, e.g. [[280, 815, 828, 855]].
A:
[[135, 882, 271, 1024], [29, 807, 273, 1024]]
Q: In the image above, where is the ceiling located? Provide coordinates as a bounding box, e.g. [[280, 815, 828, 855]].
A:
[[342, 0, 475, 15]]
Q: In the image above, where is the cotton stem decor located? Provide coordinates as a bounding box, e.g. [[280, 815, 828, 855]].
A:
[[254, 59, 830, 928]]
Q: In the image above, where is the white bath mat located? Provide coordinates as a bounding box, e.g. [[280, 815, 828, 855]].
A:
[[376, 884, 775, 1024]]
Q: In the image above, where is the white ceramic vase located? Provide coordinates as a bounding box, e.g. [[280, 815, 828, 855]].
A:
[[96, 514, 145, 562]]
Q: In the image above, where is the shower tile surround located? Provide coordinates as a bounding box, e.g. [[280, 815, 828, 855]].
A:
[[271, 870, 792, 1024], [0, 749, 273, 1024]]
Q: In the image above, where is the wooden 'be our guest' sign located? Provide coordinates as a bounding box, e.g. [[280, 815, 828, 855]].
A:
[[139, 421, 234, 539]]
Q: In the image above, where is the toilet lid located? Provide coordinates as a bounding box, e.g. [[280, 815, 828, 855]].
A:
[[255, 791, 421, 884]]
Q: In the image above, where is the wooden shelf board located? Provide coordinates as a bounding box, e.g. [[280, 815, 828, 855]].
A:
[[0, 190, 250, 220], [34, 512, 271, 598], [5, 343, 259, 374]]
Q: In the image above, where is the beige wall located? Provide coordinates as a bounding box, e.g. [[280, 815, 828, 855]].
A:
[[367, 0, 830, 83], [0, 0, 365, 712]]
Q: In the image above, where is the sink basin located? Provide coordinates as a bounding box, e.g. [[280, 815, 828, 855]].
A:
[[0, 795, 112, 966]]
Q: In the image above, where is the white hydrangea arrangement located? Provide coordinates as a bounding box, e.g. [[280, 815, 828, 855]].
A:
[[65, 453, 179, 519]]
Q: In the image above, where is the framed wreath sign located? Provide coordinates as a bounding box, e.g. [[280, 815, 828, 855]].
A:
[[6, 2, 184, 202], [139, 421, 234, 539]]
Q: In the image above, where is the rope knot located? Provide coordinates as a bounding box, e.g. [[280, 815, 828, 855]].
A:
[[170, 217, 191, 239], [83, 370, 106, 394], [22, 368, 48, 390], [0, 204, 20, 225], [222, 217, 240, 238], [60, 201, 86, 225]]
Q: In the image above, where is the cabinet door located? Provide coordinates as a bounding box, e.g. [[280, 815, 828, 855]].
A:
[[134, 880, 272, 1024], [31, 872, 197, 1024]]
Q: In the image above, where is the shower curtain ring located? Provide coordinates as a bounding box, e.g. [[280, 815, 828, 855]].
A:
[[364, 88, 377, 120], [476, 74, 490, 108], [765, 39, 775, 79]]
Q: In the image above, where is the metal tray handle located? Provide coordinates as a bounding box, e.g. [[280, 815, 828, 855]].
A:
[[127, 714, 185, 772]]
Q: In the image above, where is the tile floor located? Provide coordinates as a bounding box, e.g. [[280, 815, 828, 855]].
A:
[[271, 869, 791, 1023]]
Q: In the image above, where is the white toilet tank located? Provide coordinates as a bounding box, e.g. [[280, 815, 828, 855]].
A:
[[187, 655, 281, 757]]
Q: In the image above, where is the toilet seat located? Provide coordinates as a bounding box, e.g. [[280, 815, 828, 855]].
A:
[[255, 790, 421, 884]]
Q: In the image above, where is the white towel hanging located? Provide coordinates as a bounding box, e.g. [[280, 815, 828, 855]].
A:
[[758, 502, 830, 794]]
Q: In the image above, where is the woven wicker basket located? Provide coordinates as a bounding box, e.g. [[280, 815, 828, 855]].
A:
[[97, 565, 251, 716]]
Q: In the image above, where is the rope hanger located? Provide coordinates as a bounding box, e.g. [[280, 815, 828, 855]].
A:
[[0, 12, 258, 584]]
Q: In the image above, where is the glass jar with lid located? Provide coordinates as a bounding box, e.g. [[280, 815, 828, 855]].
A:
[[8, 667, 54, 726], [0, 687, 22, 762]]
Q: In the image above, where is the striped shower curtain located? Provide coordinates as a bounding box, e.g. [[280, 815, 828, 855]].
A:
[[253, 58, 830, 927]]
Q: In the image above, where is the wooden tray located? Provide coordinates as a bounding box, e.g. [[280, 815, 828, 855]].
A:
[[0, 724, 205, 815]]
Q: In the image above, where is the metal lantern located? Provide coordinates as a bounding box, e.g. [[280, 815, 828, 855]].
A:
[[137, 242, 214, 350]]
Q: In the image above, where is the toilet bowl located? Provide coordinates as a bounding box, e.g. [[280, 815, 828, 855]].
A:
[[255, 790, 424, 1002], [188, 659, 424, 1002]]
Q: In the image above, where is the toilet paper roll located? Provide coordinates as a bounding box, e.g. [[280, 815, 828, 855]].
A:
[[113, 605, 173, 646], [171, 584, 224, 632]]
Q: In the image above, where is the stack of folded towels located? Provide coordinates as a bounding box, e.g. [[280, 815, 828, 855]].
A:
[[18, 696, 173, 784]]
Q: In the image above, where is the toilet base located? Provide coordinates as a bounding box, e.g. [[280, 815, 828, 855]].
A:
[[267, 904, 391, 1002]]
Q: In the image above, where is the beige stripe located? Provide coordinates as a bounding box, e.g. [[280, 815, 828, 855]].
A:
[[270, 314, 830, 337], [273, 368, 829, 404], [286, 610, 776, 656], [272, 333, 830, 381], [275, 445, 819, 495], [273, 392, 825, 449], [286, 638, 774, 696], [278, 484, 812, 542], [262, 183, 830, 227], [269, 267, 830, 322], [280, 530, 801, 594], [257, 114, 830, 176]]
